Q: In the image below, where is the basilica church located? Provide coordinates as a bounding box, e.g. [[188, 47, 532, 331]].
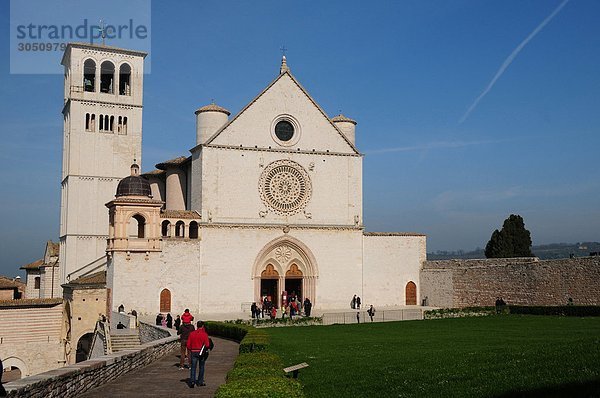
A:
[[57, 42, 426, 316]]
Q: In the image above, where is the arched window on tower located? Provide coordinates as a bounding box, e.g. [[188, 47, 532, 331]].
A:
[[122, 117, 128, 134], [109, 115, 114, 132], [85, 113, 91, 131], [83, 59, 96, 92], [189, 221, 199, 239], [161, 220, 171, 237], [119, 64, 132, 95], [99, 114, 104, 131], [100, 61, 115, 94], [175, 221, 185, 238], [128, 214, 146, 238]]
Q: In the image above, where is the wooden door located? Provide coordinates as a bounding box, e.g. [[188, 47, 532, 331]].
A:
[[405, 281, 417, 305], [160, 289, 171, 312]]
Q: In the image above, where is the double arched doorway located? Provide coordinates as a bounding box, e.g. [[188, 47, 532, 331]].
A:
[[253, 236, 318, 307]]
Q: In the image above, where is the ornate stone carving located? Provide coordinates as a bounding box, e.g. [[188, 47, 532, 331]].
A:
[[286, 263, 303, 277], [259, 159, 312, 215], [275, 245, 292, 263], [261, 264, 279, 278]]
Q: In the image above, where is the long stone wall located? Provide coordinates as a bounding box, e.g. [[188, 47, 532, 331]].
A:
[[421, 257, 600, 308], [3, 333, 178, 398]]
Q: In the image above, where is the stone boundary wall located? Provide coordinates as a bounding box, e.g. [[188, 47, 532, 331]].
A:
[[421, 257, 600, 308], [4, 332, 178, 397], [139, 321, 174, 343]]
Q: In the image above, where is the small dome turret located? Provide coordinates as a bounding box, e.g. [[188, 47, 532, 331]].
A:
[[332, 114, 357, 145], [195, 102, 230, 146], [116, 163, 152, 197]]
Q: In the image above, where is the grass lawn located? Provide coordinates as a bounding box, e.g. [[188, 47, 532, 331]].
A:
[[265, 315, 600, 397]]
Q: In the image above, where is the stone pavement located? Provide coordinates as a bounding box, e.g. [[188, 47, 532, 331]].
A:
[[80, 337, 239, 397]]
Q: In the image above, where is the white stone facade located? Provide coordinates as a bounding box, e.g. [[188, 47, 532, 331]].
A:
[[105, 54, 427, 316]]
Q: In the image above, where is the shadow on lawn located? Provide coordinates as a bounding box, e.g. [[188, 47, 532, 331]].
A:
[[494, 379, 600, 398]]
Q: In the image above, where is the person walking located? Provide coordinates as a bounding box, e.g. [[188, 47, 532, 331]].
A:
[[178, 319, 195, 369], [367, 305, 376, 322], [174, 315, 181, 332], [187, 320, 210, 388], [181, 308, 193, 324], [356, 296, 362, 309], [351, 295, 357, 309], [303, 298, 312, 317], [166, 313, 173, 328]]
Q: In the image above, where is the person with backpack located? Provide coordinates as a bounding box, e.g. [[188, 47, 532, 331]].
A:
[[178, 320, 195, 369], [367, 305, 376, 322], [186, 320, 210, 388]]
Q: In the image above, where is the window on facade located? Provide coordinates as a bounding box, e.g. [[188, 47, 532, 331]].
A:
[[83, 59, 96, 92], [175, 221, 185, 238], [189, 221, 199, 239], [100, 61, 115, 94], [85, 113, 91, 131], [99, 114, 104, 131], [119, 64, 132, 95], [161, 220, 171, 237], [128, 214, 146, 238], [34, 276, 40, 289], [109, 115, 114, 132]]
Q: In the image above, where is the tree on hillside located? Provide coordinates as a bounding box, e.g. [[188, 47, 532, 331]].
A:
[[485, 214, 533, 258]]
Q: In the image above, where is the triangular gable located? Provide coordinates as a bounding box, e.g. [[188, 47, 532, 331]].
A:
[[204, 71, 360, 155]]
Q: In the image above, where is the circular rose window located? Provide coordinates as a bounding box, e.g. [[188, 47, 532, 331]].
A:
[[259, 160, 312, 215]]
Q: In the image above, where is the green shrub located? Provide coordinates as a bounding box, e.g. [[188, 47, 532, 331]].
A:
[[234, 352, 282, 368], [215, 376, 304, 398], [226, 365, 285, 382], [508, 305, 600, 316], [424, 306, 496, 319], [205, 321, 249, 342]]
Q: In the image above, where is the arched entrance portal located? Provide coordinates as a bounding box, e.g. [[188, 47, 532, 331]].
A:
[[160, 289, 171, 313], [405, 281, 417, 305], [76, 332, 94, 363], [253, 236, 318, 308], [260, 264, 279, 307], [285, 264, 303, 302]]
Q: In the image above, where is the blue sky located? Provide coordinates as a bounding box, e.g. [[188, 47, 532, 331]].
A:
[[1, 0, 599, 277]]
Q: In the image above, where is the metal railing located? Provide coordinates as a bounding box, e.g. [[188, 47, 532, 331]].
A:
[[322, 309, 423, 325]]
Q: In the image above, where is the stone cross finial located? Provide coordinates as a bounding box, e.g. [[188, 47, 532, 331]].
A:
[[280, 45, 290, 73]]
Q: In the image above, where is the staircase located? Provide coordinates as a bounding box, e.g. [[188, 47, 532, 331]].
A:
[[110, 331, 141, 352]]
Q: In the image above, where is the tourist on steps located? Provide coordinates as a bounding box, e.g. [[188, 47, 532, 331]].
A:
[[178, 320, 195, 369]]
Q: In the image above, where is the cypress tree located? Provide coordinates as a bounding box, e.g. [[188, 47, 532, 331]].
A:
[[485, 214, 533, 258]]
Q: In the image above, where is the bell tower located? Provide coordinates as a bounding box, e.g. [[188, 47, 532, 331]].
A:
[[59, 43, 147, 284]]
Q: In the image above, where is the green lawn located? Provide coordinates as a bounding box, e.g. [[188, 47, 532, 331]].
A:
[[265, 316, 600, 397]]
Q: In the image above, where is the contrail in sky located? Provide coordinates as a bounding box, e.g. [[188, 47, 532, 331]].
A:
[[459, 0, 570, 124]]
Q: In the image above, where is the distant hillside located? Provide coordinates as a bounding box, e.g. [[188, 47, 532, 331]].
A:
[[427, 242, 600, 261]]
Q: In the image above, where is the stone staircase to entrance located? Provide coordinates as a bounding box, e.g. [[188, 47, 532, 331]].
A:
[[110, 331, 141, 352]]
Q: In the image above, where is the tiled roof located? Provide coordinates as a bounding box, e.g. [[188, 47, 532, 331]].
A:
[[68, 271, 107, 286], [156, 156, 190, 170], [141, 169, 166, 177], [0, 298, 62, 308], [331, 114, 357, 125], [0, 276, 26, 289], [195, 103, 231, 116], [363, 232, 427, 237], [161, 210, 201, 219], [20, 259, 44, 270]]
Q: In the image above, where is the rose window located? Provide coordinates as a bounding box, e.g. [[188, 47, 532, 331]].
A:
[[259, 160, 311, 215]]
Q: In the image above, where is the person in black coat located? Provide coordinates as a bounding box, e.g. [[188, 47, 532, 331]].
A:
[[166, 313, 173, 328]]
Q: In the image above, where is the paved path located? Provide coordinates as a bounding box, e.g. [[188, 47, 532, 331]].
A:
[[80, 337, 238, 398]]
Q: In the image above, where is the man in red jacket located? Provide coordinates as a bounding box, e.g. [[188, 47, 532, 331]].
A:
[[181, 309, 193, 325], [186, 320, 210, 388]]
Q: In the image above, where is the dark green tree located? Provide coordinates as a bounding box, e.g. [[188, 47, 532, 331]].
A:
[[485, 214, 533, 258]]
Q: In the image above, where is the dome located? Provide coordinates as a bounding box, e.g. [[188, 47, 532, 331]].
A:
[[194, 103, 230, 116], [331, 114, 357, 125], [116, 164, 152, 197]]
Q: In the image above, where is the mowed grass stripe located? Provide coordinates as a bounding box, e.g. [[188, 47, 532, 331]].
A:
[[265, 315, 600, 397]]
